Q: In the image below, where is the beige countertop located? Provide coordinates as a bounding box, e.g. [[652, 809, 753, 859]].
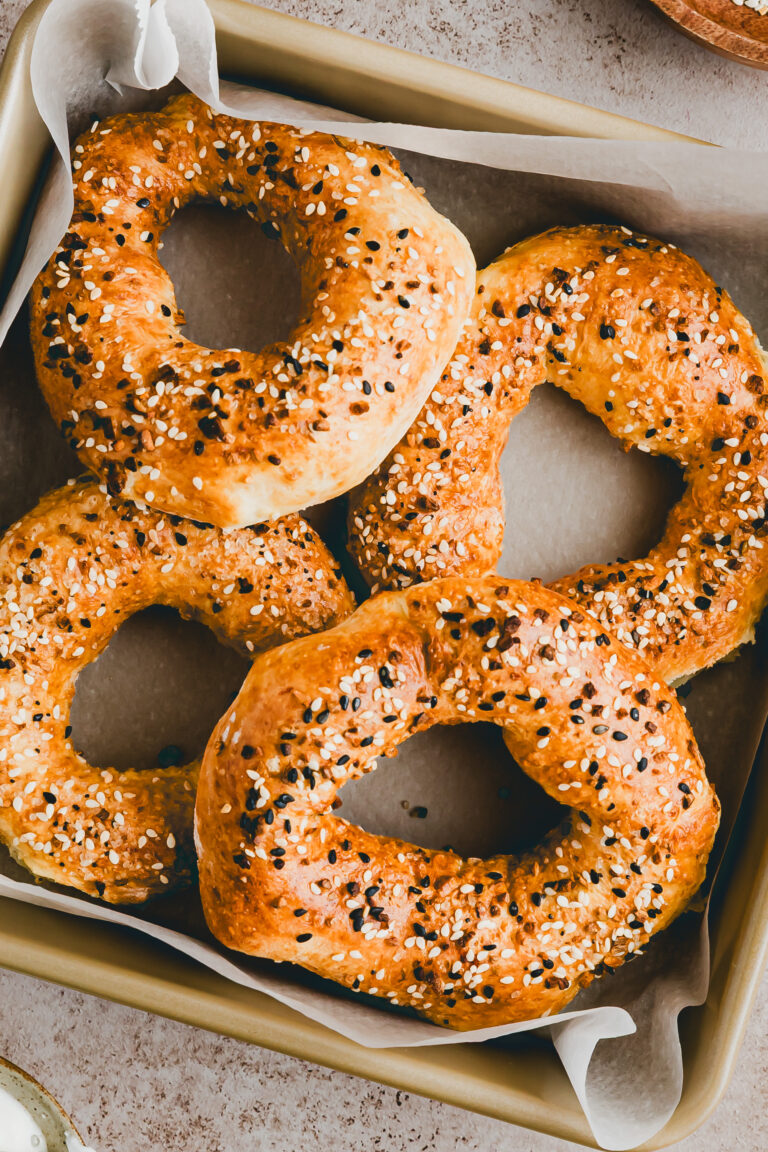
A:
[[0, 0, 766, 1148]]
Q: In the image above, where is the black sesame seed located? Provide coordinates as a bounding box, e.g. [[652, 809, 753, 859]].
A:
[[157, 744, 183, 768]]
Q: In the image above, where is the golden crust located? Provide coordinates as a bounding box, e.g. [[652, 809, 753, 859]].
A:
[[196, 575, 719, 1030], [0, 478, 354, 903], [348, 224, 768, 683], [30, 93, 474, 528]]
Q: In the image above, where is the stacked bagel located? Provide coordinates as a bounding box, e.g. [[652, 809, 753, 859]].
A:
[[6, 91, 767, 1028]]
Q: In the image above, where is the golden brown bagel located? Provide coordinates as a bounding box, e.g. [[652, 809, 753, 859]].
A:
[[348, 225, 768, 684], [0, 478, 354, 903], [196, 575, 718, 1030], [30, 93, 474, 528]]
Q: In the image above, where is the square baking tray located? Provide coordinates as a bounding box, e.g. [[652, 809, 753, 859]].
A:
[[0, 1, 765, 1147]]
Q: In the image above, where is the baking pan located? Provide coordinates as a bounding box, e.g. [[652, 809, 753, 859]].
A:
[[0, 1, 763, 1148]]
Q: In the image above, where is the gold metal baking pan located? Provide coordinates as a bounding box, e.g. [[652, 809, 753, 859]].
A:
[[0, 2, 762, 1148]]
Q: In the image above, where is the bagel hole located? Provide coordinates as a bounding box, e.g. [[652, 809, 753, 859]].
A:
[[158, 203, 301, 351], [69, 606, 249, 774], [336, 722, 566, 859], [497, 385, 685, 582]]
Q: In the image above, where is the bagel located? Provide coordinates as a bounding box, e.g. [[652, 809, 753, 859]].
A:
[[196, 575, 718, 1030], [30, 93, 474, 528], [0, 478, 354, 903], [348, 225, 768, 684]]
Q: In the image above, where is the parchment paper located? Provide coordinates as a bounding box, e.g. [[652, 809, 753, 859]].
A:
[[0, 1, 767, 1148]]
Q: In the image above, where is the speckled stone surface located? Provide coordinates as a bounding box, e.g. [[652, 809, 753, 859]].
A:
[[1, 0, 767, 1149]]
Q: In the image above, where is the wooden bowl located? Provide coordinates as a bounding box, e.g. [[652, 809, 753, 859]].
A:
[[648, 0, 768, 67]]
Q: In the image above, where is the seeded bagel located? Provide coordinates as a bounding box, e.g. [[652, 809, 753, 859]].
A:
[[349, 224, 768, 683], [31, 93, 474, 528], [196, 575, 718, 1029], [0, 478, 354, 902]]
